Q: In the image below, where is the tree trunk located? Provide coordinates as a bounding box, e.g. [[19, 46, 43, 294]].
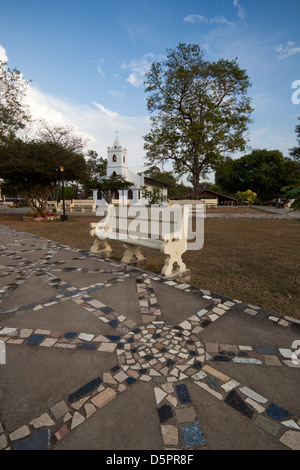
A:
[[192, 169, 200, 200]]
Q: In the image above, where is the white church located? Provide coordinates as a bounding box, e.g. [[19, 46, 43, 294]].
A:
[[92, 133, 169, 206]]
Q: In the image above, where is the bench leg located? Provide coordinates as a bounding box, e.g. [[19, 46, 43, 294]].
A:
[[121, 244, 145, 264], [90, 237, 112, 255], [161, 241, 188, 277], [161, 255, 187, 277]]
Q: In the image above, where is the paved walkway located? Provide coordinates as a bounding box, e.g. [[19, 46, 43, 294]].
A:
[[0, 224, 300, 451]]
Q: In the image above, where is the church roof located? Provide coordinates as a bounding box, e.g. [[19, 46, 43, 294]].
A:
[[112, 131, 120, 148]]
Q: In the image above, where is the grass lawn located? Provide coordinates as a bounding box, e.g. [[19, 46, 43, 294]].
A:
[[0, 211, 299, 320]]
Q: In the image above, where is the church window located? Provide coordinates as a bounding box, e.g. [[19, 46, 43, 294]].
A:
[[128, 189, 133, 200]]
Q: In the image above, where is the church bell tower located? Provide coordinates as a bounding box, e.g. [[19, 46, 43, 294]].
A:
[[106, 131, 128, 179]]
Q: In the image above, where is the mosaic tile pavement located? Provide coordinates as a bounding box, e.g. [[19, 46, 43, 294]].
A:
[[0, 224, 300, 450]]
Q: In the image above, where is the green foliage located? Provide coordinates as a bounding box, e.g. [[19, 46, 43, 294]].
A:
[[80, 149, 108, 194], [281, 187, 300, 210], [289, 117, 300, 163], [143, 42, 253, 199], [141, 186, 168, 205], [0, 60, 31, 141], [0, 138, 87, 213], [143, 165, 192, 198], [235, 190, 257, 205], [96, 174, 133, 204], [215, 149, 300, 201]]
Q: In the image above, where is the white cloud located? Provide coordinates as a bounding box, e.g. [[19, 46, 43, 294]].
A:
[[233, 0, 245, 21], [275, 42, 300, 60], [23, 84, 150, 170], [184, 14, 234, 26], [97, 65, 105, 77], [121, 53, 156, 88], [92, 102, 119, 118], [0, 44, 8, 62]]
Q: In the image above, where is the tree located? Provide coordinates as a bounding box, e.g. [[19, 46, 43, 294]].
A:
[[95, 174, 133, 204], [289, 117, 300, 163], [0, 138, 87, 213], [141, 186, 168, 205], [36, 119, 87, 152], [33, 120, 90, 201], [0, 60, 31, 141], [80, 149, 108, 197], [142, 165, 192, 198], [143, 43, 253, 199], [215, 149, 300, 201], [235, 190, 257, 205]]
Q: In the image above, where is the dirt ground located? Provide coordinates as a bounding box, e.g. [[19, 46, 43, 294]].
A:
[[0, 212, 299, 320]]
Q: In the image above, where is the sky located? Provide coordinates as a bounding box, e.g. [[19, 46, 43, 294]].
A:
[[0, 0, 300, 182]]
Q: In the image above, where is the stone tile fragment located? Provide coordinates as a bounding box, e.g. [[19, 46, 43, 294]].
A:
[[265, 403, 291, 421], [154, 387, 167, 405], [175, 384, 191, 403], [264, 355, 282, 366], [158, 404, 173, 423], [224, 390, 254, 418], [0, 433, 7, 450], [11, 429, 51, 450], [175, 407, 196, 424], [9, 425, 30, 441], [279, 430, 300, 450], [71, 412, 85, 430], [181, 421, 205, 447], [281, 420, 300, 430], [195, 381, 223, 400], [254, 415, 281, 437], [161, 425, 178, 446], [84, 403, 96, 418], [26, 334, 46, 346], [51, 401, 69, 419], [31, 413, 55, 428], [239, 386, 268, 404], [202, 365, 230, 382], [68, 377, 102, 404], [55, 424, 70, 441], [91, 387, 117, 409]]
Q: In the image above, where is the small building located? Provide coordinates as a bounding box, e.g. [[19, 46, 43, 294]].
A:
[[182, 189, 236, 206], [92, 133, 169, 206]]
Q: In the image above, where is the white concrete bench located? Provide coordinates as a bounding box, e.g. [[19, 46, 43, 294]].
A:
[[89, 204, 191, 278], [70, 200, 97, 212], [0, 203, 8, 212], [199, 198, 218, 208], [112, 199, 131, 207], [169, 200, 206, 216], [62, 200, 74, 211], [47, 201, 60, 211]]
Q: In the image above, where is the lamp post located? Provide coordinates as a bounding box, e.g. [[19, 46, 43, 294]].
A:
[[60, 166, 68, 222]]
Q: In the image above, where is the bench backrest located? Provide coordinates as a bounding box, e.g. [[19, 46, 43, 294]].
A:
[[112, 199, 131, 207], [73, 200, 95, 205], [102, 204, 189, 241]]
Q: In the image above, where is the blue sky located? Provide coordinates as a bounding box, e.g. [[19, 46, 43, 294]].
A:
[[1, 0, 299, 181]]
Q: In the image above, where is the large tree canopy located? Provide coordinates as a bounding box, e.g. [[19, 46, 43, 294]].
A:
[[289, 116, 300, 163], [0, 60, 31, 141], [0, 138, 87, 213], [143, 43, 253, 199], [215, 149, 300, 201]]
